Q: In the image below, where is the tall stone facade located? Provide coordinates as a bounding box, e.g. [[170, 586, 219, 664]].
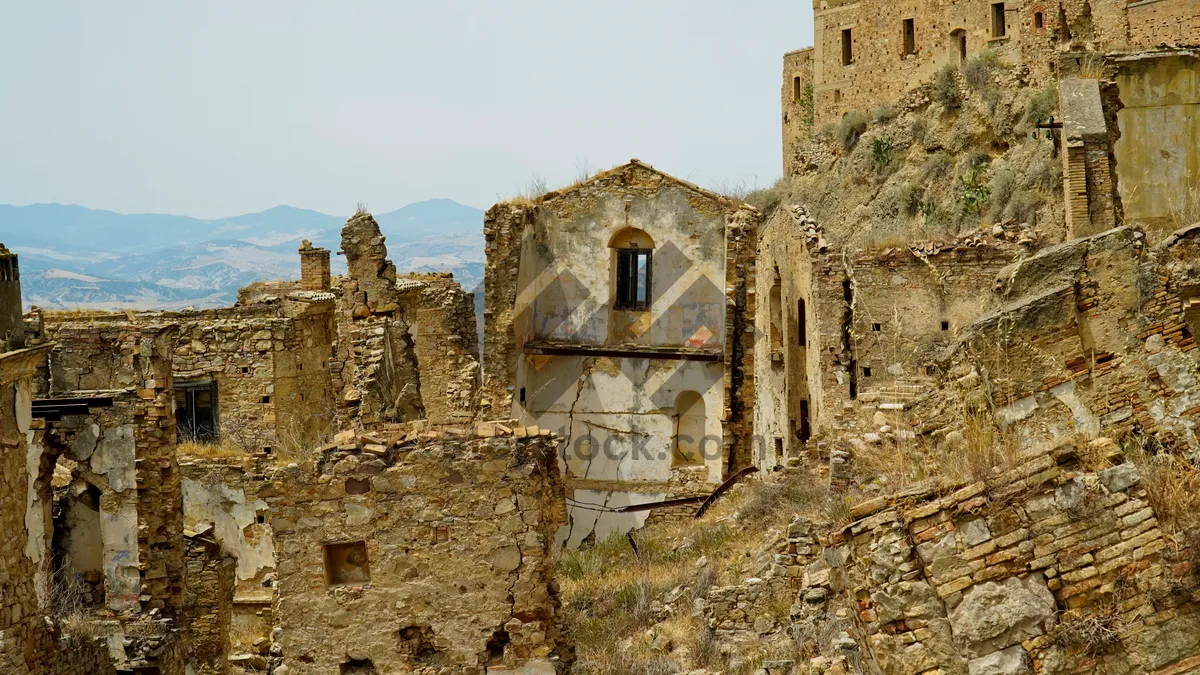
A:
[[483, 160, 757, 548]]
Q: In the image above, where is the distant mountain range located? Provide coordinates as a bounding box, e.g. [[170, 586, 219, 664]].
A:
[[0, 200, 485, 310]]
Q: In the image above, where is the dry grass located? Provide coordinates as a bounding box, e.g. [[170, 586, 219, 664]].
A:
[[557, 471, 844, 674], [176, 441, 247, 459]]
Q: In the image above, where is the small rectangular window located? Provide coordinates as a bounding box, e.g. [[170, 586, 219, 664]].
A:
[[872, 323, 882, 332], [1034, 11, 1044, 29], [615, 249, 652, 310], [863, 366, 872, 377], [941, 321, 950, 331], [903, 19, 916, 55], [793, 76, 803, 102], [841, 28, 853, 65], [324, 541, 370, 587], [992, 3, 1007, 37]]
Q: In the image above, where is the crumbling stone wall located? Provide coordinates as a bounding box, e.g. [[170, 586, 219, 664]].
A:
[[396, 272, 481, 425], [342, 212, 402, 317], [702, 439, 1200, 674], [264, 430, 567, 673], [332, 212, 427, 429]]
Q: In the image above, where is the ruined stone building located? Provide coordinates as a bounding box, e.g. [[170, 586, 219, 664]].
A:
[[483, 160, 758, 547], [35, 293, 339, 456], [781, 0, 1199, 175]]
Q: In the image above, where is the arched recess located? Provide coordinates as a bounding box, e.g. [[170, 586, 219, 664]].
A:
[[673, 391, 706, 467]]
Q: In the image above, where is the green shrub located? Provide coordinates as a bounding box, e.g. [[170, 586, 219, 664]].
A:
[[910, 114, 930, 143], [986, 168, 1016, 222], [873, 103, 897, 123], [959, 158, 991, 215], [836, 110, 872, 151], [1024, 85, 1059, 126], [870, 136, 895, 167], [962, 50, 998, 92], [933, 65, 961, 109]]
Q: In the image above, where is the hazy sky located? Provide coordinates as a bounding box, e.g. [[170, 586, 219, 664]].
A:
[[0, 2, 813, 218]]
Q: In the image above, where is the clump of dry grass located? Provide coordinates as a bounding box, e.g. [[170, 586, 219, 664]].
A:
[[1127, 437, 1200, 537], [1051, 609, 1122, 656]]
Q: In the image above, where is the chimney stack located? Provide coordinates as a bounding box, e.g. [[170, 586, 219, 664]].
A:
[[299, 240, 331, 291]]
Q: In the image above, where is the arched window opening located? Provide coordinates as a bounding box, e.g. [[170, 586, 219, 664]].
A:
[[673, 391, 706, 467], [609, 228, 655, 311]]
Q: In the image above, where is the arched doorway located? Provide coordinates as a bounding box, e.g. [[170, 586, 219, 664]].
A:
[[950, 29, 967, 64]]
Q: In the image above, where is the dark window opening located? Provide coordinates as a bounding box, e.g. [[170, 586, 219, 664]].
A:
[[1034, 11, 1044, 28], [992, 3, 1007, 37], [834, 89, 842, 103], [615, 248, 652, 310], [774, 437, 784, 461], [793, 76, 803, 102], [519, 387, 526, 404], [262, 446, 272, 455], [261, 395, 271, 404], [798, 298, 807, 346], [941, 321, 950, 331], [799, 400, 811, 442], [841, 28, 853, 65], [176, 379, 218, 443], [256, 514, 265, 524], [925, 365, 937, 376], [324, 541, 370, 587], [872, 323, 882, 332], [241, 366, 250, 375], [863, 367, 872, 377], [903, 18, 916, 55]]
